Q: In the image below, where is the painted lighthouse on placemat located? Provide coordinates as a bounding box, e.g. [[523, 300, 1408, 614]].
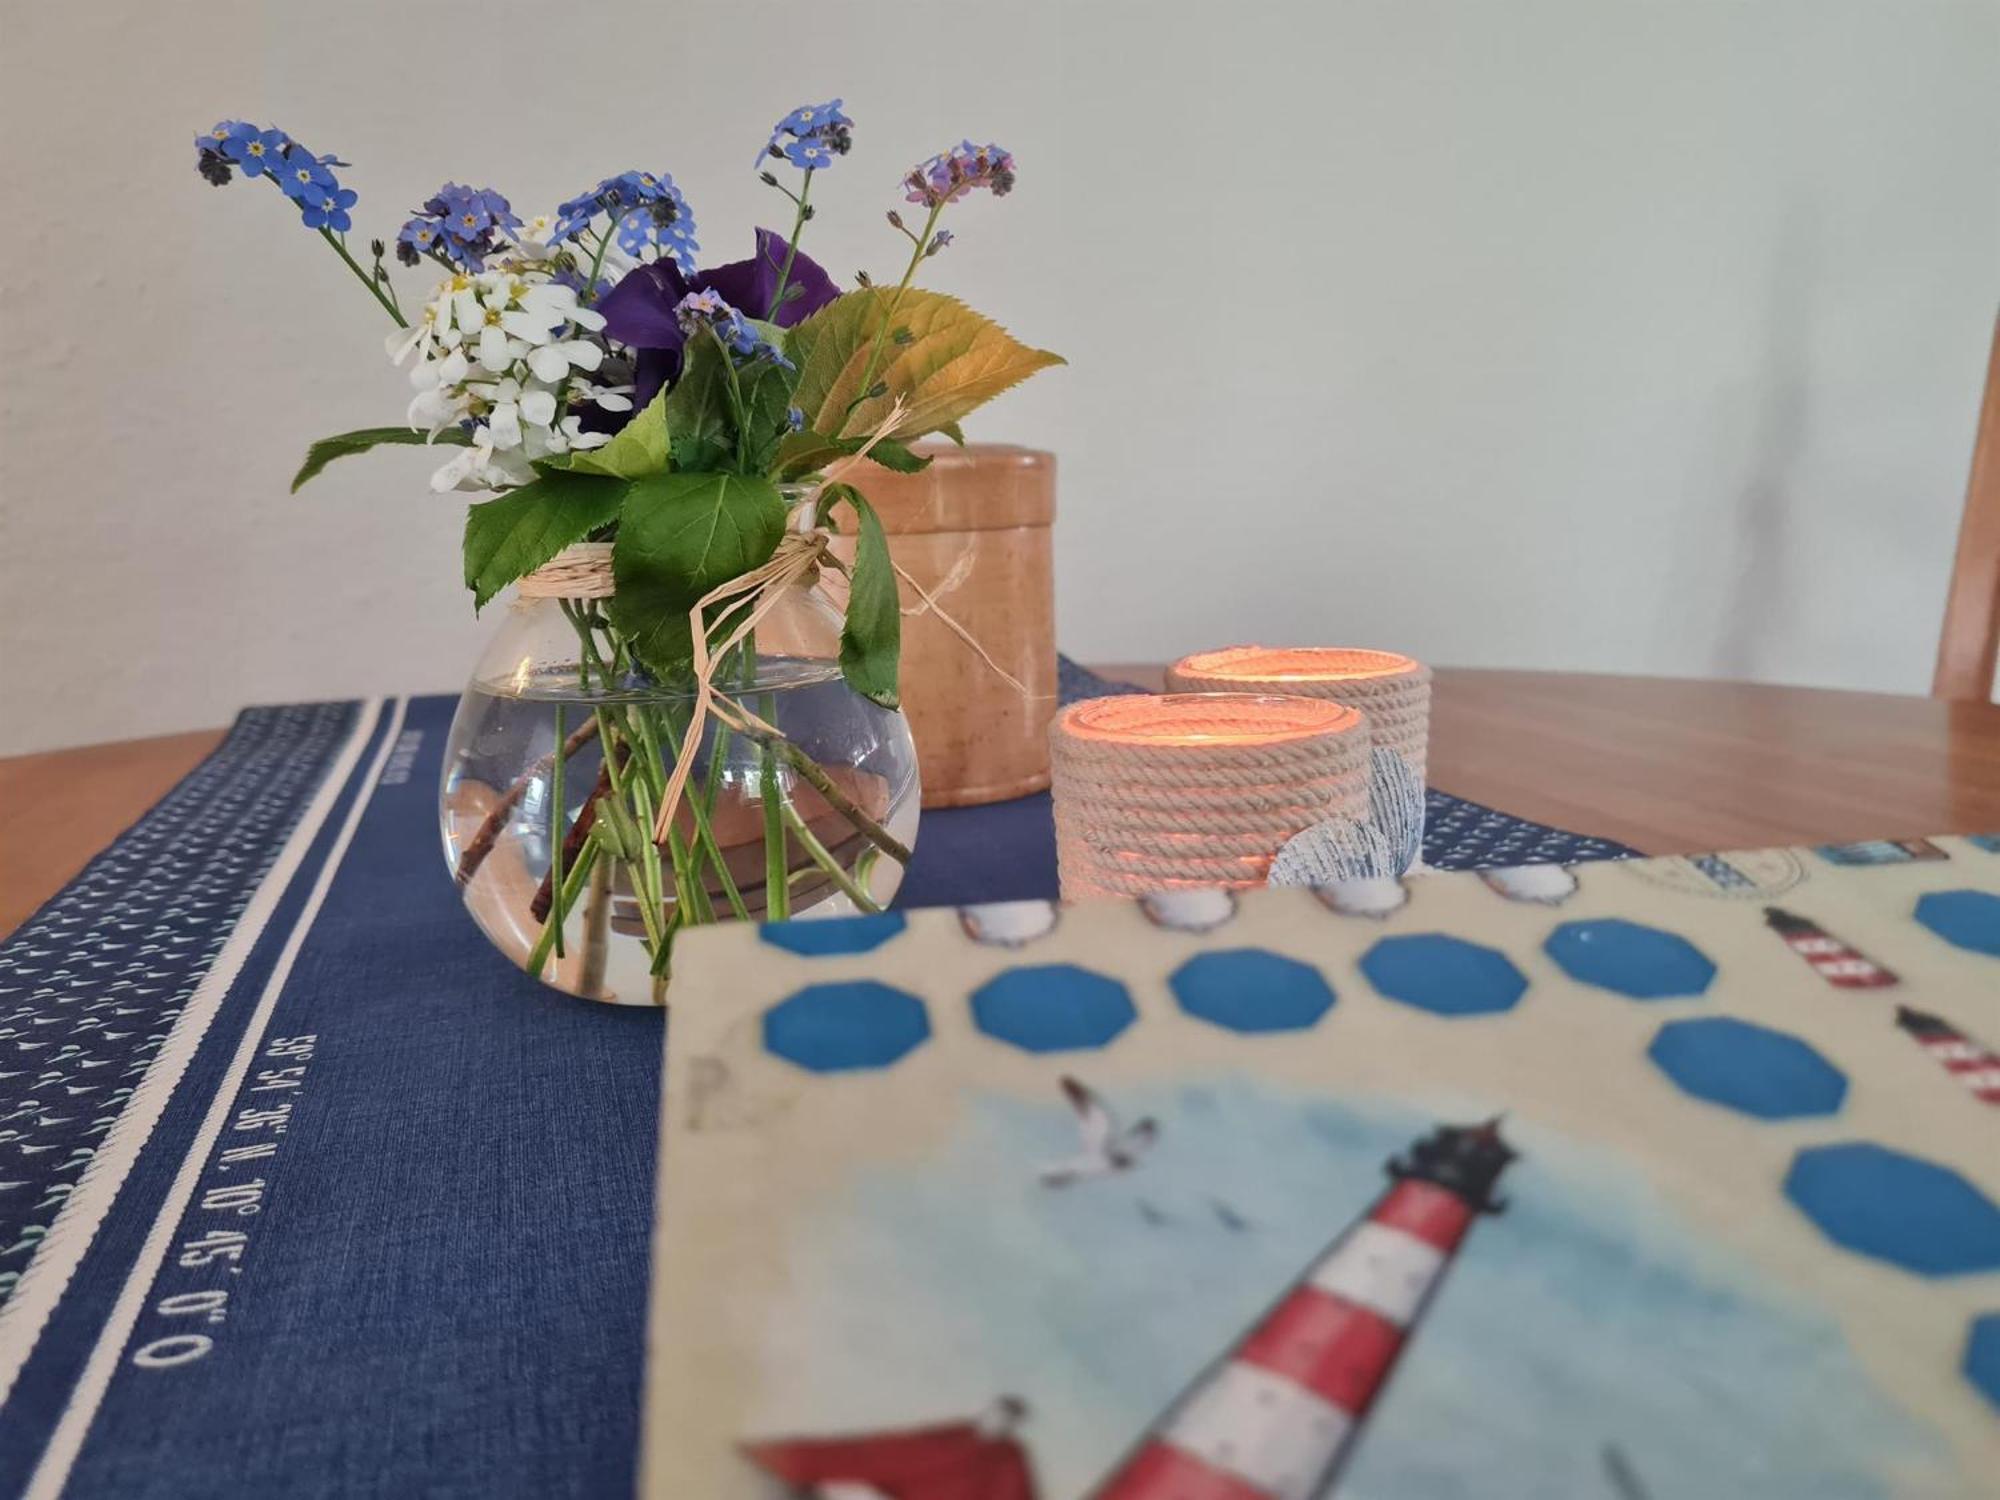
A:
[[1763, 907, 1898, 989], [1092, 1117, 1517, 1500], [1894, 1006, 2000, 1107]]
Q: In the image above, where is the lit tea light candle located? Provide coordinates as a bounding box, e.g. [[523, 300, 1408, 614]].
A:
[[1049, 693, 1370, 901], [1166, 646, 1432, 788]]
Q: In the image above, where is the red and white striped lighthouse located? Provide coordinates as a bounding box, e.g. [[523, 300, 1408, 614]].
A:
[[1763, 907, 1898, 989], [1092, 1118, 1516, 1500], [1894, 1006, 2000, 1107]]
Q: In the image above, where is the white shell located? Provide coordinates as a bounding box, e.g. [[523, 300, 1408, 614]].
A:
[[1480, 864, 1580, 905], [1313, 875, 1410, 919], [958, 899, 1060, 947], [1139, 888, 1240, 933]]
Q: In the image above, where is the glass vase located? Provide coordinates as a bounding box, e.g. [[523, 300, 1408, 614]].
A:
[[438, 577, 920, 1005]]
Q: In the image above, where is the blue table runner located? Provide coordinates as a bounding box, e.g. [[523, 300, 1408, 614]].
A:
[[0, 672, 1634, 1498]]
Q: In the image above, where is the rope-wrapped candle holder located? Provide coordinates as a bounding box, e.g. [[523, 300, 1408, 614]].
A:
[[1049, 693, 1371, 901], [1166, 646, 1433, 788]]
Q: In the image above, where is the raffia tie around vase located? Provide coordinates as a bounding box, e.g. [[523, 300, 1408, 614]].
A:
[[1049, 693, 1371, 900], [516, 542, 618, 599], [1165, 647, 1433, 788]]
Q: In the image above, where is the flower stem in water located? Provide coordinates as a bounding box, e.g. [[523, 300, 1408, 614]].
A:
[[780, 800, 883, 913], [761, 749, 790, 922], [548, 704, 567, 958], [526, 838, 599, 981]]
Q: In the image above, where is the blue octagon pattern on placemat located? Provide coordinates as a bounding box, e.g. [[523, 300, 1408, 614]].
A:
[[1359, 934, 1529, 1016], [971, 964, 1137, 1053], [1648, 1017, 1847, 1120], [1170, 950, 1337, 1034], [1913, 890, 2000, 957], [1545, 919, 1717, 1000], [763, 981, 931, 1073], [1785, 1143, 2000, 1278]]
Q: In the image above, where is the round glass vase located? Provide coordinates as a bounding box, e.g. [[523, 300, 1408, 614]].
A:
[[438, 576, 920, 1005]]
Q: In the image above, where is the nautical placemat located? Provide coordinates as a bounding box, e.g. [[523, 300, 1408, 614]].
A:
[[645, 839, 2000, 1497]]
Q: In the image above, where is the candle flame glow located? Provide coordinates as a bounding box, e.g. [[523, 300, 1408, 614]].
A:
[[1173, 646, 1418, 683], [1060, 693, 1362, 748]]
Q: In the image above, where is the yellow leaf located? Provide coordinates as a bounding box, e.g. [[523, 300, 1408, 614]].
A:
[[785, 288, 1063, 443]]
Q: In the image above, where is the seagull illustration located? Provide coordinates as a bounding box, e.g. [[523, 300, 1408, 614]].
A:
[[1039, 1077, 1157, 1188]]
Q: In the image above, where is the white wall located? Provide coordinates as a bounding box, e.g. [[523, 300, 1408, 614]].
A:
[[2, 0, 1995, 755]]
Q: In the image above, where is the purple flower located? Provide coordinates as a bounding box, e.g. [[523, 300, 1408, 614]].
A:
[[599, 260, 691, 351], [902, 140, 1016, 207], [694, 227, 839, 329], [596, 229, 836, 416], [678, 302, 792, 371], [673, 288, 731, 336], [596, 259, 692, 414]]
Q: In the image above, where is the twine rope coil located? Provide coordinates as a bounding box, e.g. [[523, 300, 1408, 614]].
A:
[[1166, 646, 1432, 783], [1050, 693, 1371, 899]]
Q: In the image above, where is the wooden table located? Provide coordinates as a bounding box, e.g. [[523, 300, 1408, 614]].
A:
[[5, 671, 2000, 941]]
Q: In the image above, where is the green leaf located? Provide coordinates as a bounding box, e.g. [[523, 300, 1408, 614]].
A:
[[665, 332, 801, 476], [774, 432, 851, 481], [561, 386, 670, 479], [824, 484, 902, 708], [854, 436, 931, 474], [938, 421, 967, 447], [462, 470, 628, 611], [608, 471, 789, 675], [782, 288, 1063, 445], [663, 338, 733, 473], [291, 426, 470, 493], [741, 362, 800, 474], [778, 431, 932, 481]]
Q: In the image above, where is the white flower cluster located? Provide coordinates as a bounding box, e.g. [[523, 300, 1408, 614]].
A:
[[387, 267, 632, 492]]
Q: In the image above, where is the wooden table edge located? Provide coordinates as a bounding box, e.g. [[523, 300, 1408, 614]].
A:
[[5, 670, 1998, 942]]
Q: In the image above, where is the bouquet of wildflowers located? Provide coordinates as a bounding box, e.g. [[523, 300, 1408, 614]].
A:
[[195, 104, 1059, 995]]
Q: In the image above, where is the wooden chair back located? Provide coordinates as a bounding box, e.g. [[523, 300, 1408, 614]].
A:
[[1934, 313, 2000, 700]]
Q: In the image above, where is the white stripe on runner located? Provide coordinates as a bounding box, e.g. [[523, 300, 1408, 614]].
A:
[[21, 697, 407, 1500], [0, 698, 385, 1410]]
